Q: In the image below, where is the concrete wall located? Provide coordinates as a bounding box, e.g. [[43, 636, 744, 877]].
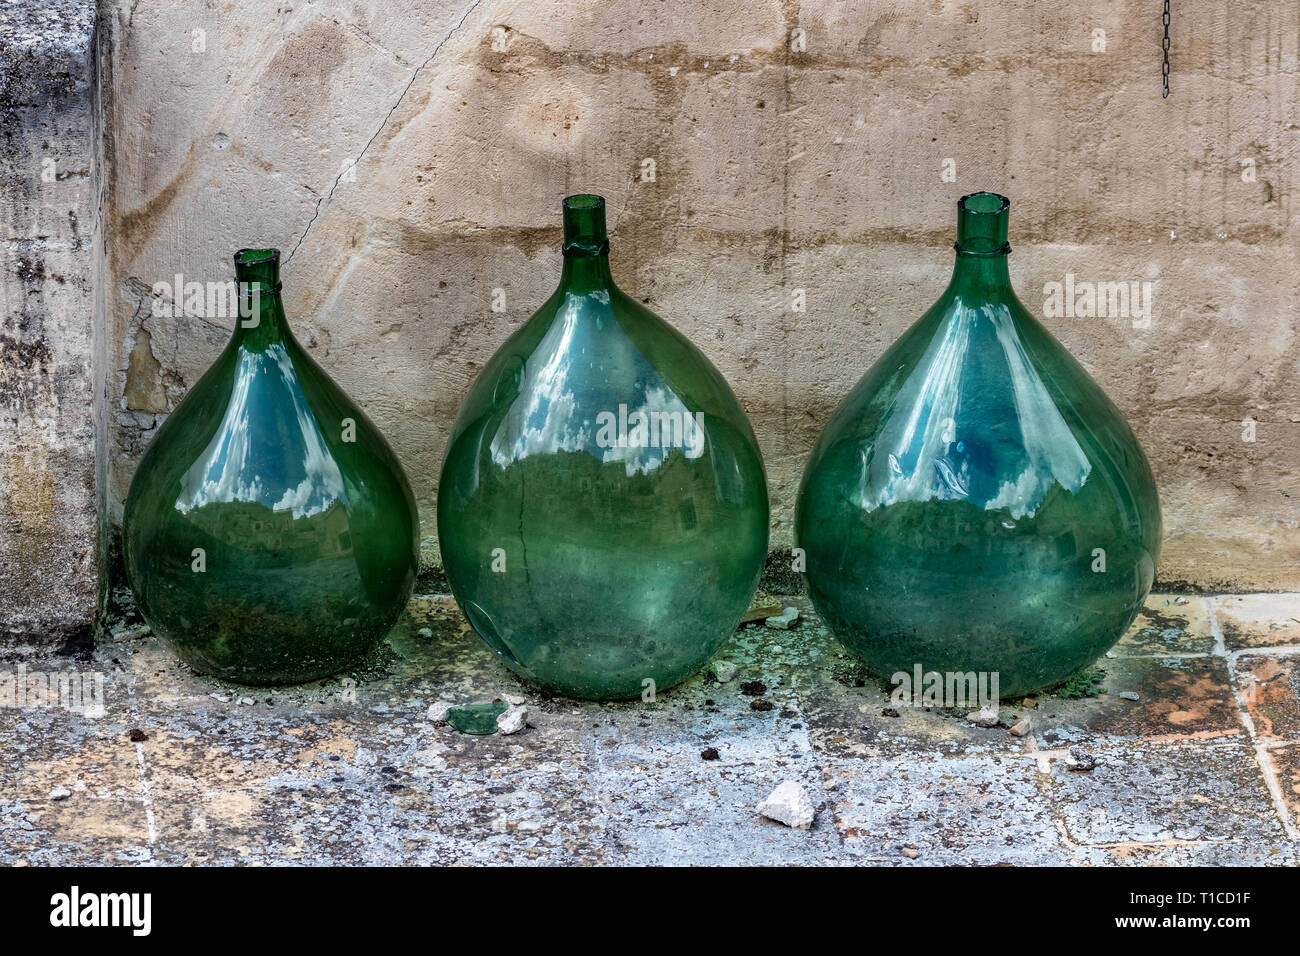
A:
[[0, 0, 103, 651], [86, 0, 1300, 595]]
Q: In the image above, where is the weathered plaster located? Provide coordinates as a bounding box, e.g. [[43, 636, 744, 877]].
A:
[[0, 0, 102, 649], [99, 0, 1300, 590]]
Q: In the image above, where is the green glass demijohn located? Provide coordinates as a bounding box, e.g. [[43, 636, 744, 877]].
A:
[[123, 249, 419, 684], [438, 195, 769, 700], [795, 193, 1161, 697]]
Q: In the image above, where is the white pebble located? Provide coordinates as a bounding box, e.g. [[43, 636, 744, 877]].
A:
[[497, 704, 529, 735], [756, 780, 816, 830], [426, 701, 452, 724]]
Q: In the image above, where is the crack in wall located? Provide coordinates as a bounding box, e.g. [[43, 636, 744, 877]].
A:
[[285, 0, 486, 264]]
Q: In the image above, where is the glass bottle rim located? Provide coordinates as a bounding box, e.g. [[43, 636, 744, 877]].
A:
[[955, 192, 1012, 256], [234, 247, 283, 292]]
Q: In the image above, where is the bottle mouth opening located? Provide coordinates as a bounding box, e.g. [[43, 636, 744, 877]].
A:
[[955, 192, 1011, 255], [958, 192, 1009, 216], [235, 248, 280, 265], [562, 194, 609, 257], [234, 247, 282, 293]]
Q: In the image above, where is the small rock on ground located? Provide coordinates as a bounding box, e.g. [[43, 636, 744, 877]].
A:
[[1008, 718, 1031, 737], [765, 606, 800, 630], [968, 704, 999, 727], [1064, 746, 1097, 772], [710, 660, 738, 683], [496, 704, 529, 735], [756, 780, 816, 830], [901, 845, 920, 859], [48, 787, 71, 801], [1119, 691, 1140, 701], [426, 701, 452, 724]]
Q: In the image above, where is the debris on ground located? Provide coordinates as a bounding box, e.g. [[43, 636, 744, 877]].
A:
[[968, 704, 1000, 727], [750, 698, 774, 712], [1119, 691, 1140, 701], [127, 728, 147, 742], [756, 780, 816, 830], [445, 701, 509, 735], [710, 660, 738, 683], [701, 747, 720, 761], [1008, 718, 1031, 737], [765, 606, 800, 630], [901, 845, 920, 859], [48, 787, 71, 801], [739, 680, 767, 696], [740, 589, 784, 623], [426, 701, 452, 723], [417, 627, 433, 638], [496, 703, 529, 735], [110, 623, 151, 642], [501, 693, 525, 705], [1064, 746, 1097, 772], [1175, 597, 1190, 605], [881, 707, 900, 718], [1021, 697, 1037, 708]]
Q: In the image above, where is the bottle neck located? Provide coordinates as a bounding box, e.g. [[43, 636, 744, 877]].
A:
[[948, 192, 1014, 297], [232, 284, 289, 346], [558, 194, 614, 293], [559, 249, 614, 292], [948, 247, 1013, 295], [232, 248, 290, 347]]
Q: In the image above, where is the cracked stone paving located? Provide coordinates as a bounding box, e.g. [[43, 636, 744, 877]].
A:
[[3, 591, 1298, 865]]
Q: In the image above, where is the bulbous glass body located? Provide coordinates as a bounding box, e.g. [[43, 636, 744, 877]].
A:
[[796, 193, 1161, 697], [124, 249, 418, 685], [438, 195, 769, 700]]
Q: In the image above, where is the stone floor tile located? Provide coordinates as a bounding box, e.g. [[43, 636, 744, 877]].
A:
[[1031, 655, 1243, 747], [1235, 653, 1300, 741], [822, 753, 1071, 865], [1072, 840, 1297, 866], [1262, 744, 1300, 829], [1214, 594, 1300, 650], [1112, 594, 1216, 656], [1045, 742, 1287, 845]]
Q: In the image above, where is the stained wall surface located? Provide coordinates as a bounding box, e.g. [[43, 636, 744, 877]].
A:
[[101, 0, 1300, 590], [0, 0, 102, 649]]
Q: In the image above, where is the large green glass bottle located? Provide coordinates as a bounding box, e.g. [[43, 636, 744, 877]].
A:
[[438, 195, 769, 700], [796, 193, 1161, 697], [123, 249, 418, 685]]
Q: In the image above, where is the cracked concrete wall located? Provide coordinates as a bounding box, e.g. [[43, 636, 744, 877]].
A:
[[102, 0, 1300, 590], [1, 0, 103, 650]]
